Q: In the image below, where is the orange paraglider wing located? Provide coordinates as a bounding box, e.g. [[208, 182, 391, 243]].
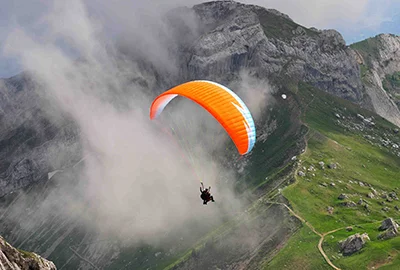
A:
[[149, 80, 256, 155]]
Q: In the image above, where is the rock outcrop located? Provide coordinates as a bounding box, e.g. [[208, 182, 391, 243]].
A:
[[0, 235, 57, 269], [378, 217, 399, 240], [339, 233, 370, 256], [351, 34, 400, 126]]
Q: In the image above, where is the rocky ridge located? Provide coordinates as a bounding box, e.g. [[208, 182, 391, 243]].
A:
[[183, 1, 364, 104], [175, 1, 400, 127], [351, 33, 400, 126], [0, 235, 56, 270]]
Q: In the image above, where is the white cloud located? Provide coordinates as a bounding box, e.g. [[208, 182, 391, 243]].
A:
[[3, 0, 273, 244], [2, 0, 400, 77]]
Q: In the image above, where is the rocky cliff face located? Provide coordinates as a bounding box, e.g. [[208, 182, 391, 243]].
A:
[[172, 1, 399, 127], [179, 1, 365, 103], [0, 235, 57, 270], [351, 34, 400, 126], [0, 73, 82, 197]]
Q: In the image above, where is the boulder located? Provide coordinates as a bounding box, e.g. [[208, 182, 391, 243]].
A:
[[341, 201, 357, 208], [367, 192, 375, 199], [378, 218, 399, 240], [327, 163, 337, 169], [339, 233, 369, 256], [379, 218, 399, 231], [389, 192, 398, 200], [378, 227, 398, 240]]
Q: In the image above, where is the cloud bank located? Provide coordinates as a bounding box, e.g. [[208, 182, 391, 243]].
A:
[[2, 0, 400, 78], [2, 0, 272, 245]]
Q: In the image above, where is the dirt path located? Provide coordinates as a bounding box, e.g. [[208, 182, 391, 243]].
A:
[[265, 92, 343, 269], [280, 203, 321, 237], [284, 93, 343, 269], [319, 228, 345, 270], [266, 200, 341, 269]]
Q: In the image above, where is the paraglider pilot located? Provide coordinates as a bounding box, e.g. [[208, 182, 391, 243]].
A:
[[200, 182, 215, 205]]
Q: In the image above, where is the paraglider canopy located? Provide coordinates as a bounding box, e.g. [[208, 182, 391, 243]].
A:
[[149, 80, 256, 155]]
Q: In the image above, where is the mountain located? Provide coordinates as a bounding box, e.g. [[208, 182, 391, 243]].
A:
[[177, 1, 400, 127], [350, 34, 400, 126], [0, 73, 82, 197], [0, 235, 56, 269], [0, 1, 399, 269]]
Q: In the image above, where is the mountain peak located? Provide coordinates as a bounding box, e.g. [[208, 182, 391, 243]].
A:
[[193, 0, 294, 25]]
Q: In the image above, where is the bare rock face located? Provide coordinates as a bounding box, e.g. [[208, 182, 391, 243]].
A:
[[351, 34, 400, 126], [176, 1, 400, 127], [339, 233, 370, 256], [0, 73, 82, 197], [0, 235, 57, 270], [184, 1, 364, 104], [0, 158, 36, 187]]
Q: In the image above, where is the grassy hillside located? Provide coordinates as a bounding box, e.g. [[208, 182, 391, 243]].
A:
[[350, 37, 382, 69], [2, 76, 399, 270], [153, 78, 400, 269], [266, 82, 400, 269]]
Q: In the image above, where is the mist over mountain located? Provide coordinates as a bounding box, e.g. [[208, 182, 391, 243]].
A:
[[0, 1, 399, 269]]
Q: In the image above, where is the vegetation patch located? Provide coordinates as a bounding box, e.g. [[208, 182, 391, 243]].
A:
[[275, 82, 400, 269], [350, 37, 381, 68]]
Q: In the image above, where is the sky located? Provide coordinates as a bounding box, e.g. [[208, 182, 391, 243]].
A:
[[0, 0, 399, 78]]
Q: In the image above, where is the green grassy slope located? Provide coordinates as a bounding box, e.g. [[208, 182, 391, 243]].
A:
[[266, 226, 328, 270], [255, 8, 319, 41], [350, 37, 382, 69], [3, 77, 399, 270], [161, 76, 400, 269], [267, 82, 400, 269]]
